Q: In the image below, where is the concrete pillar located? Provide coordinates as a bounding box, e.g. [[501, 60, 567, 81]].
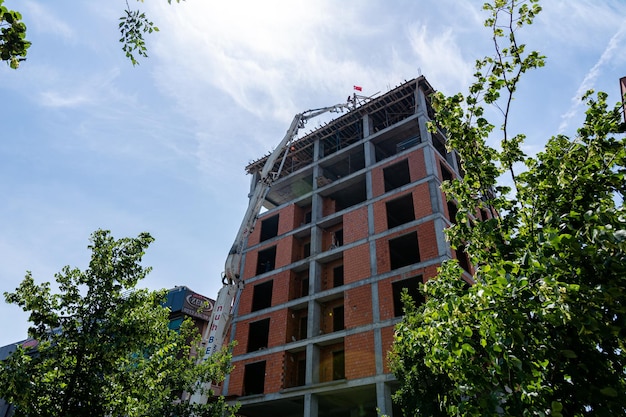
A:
[[304, 392, 319, 417], [376, 381, 394, 417]]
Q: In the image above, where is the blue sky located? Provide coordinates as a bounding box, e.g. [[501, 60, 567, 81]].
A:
[[1, 0, 625, 346]]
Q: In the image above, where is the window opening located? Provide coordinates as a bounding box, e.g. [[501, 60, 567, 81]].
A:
[[256, 246, 277, 275], [247, 318, 270, 352], [386, 194, 415, 229], [332, 350, 345, 380], [333, 265, 344, 287], [251, 280, 273, 312], [447, 201, 458, 224], [299, 315, 308, 340], [260, 214, 279, 242], [383, 159, 411, 192], [243, 361, 266, 395], [392, 276, 425, 317], [333, 305, 344, 332], [389, 232, 420, 270], [440, 162, 453, 182], [297, 358, 306, 386]]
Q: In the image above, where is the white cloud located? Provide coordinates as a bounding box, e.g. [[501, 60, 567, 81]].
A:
[[558, 24, 626, 133]]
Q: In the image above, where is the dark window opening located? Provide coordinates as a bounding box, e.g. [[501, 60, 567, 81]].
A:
[[333, 265, 344, 287], [333, 305, 344, 332], [260, 214, 279, 242], [447, 201, 458, 224], [304, 210, 312, 224], [332, 350, 345, 380], [243, 361, 266, 395], [433, 133, 447, 159], [392, 276, 425, 317], [303, 242, 311, 258], [386, 194, 415, 229], [248, 318, 270, 352], [329, 181, 367, 212], [297, 358, 306, 386], [330, 229, 343, 249], [301, 277, 309, 297], [299, 315, 308, 340], [389, 232, 420, 270], [256, 246, 277, 275], [251, 280, 273, 312], [440, 162, 453, 182], [456, 244, 471, 273], [383, 160, 411, 192]]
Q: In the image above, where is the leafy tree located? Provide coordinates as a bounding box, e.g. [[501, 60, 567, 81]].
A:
[[0, 229, 238, 417], [120, 0, 184, 66], [0, 0, 30, 68], [390, 0, 626, 416], [1, 0, 183, 68]]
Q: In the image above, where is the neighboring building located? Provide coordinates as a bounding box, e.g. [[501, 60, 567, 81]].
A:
[[222, 76, 478, 417], [0, 286, 214, 417], [166, 285, 215, 336]]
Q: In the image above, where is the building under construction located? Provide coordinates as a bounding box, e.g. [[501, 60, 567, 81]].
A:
[[221, 76, 474, 417]]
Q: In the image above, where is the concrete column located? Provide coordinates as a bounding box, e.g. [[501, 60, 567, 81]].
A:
[[304, 392, 319, 417], [362, 113, 373, 138], [376, 381, 394, 417]]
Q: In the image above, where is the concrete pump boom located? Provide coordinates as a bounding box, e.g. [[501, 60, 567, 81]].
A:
[[190, 102, 349, 404]]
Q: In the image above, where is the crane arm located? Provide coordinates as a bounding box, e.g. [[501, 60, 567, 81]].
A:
[[190, 101, 348, 405]]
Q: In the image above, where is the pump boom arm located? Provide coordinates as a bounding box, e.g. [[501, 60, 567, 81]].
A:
[[190, 102, 348, 404]]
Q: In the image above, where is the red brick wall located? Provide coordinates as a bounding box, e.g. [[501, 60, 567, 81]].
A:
[[319, 342, 344, 382], [344, 244, 371, 284], [229, 351, 285, 396], [417, 221, 439, 262], [377, 266, 438, 321], [345, 285, 372, 329], [343, 206, 368, 244], [408, 148, 427, 181], [412, 182, 433, 219], [371, 148, 427, 198], [237, 270, 289, 316], [345, 331, 376, 379]]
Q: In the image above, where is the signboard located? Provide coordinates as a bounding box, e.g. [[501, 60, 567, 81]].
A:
[[182, 291, 215, 321]]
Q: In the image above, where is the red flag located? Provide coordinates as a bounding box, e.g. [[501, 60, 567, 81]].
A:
[[353, 85, 362, 91]]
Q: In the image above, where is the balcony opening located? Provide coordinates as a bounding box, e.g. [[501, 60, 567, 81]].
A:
[[260, 214, 279, 242], [290, 269, 309, 300], [456, 244, 471, 273], [243, 361, 266, 395], [251, 280, 273, 312], [285, 352, 307, 388], [392, 276, 425, 317], [247, 318, 270, 352], [256, 246, 277, 275], [333, 265, 344, 287], [383, 159, 410, 192], [389, 232, 420, 270], [333, 305, 344, 332], [447, 201, 458, 224], [440, 162, 453, 182], [386, 194, 415, 229], [433, 132, 448, 160], [332, 350, 345, 380]]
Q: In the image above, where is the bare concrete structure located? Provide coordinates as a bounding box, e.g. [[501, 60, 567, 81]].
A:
[[222, 76, 473, 417]]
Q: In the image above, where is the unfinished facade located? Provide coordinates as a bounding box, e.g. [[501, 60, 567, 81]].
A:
[[222, 76, 474, 417]]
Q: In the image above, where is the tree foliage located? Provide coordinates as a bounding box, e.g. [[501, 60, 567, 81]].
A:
[[0, 0, 30, 69], [390, 0, 626, 416], [0, 229, 238, 417], [119, 0, 183, 66], [1, 0, 183, 68]]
